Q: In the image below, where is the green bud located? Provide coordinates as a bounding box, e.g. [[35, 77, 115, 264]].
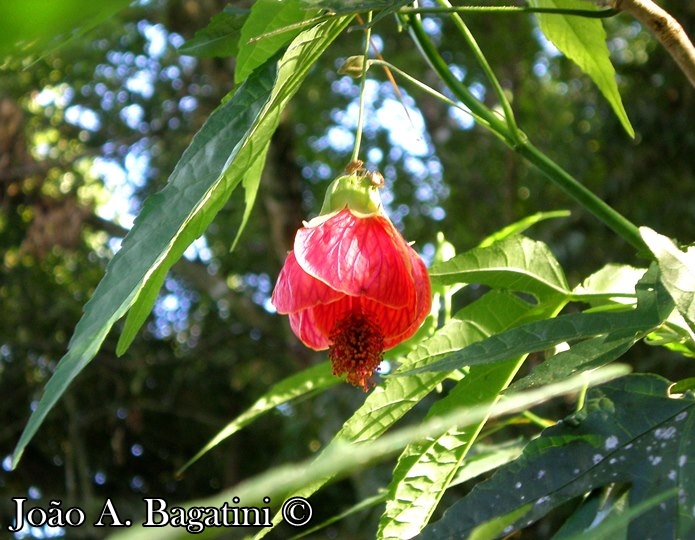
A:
[[320, 172, 382, 215], [434, 231, 456, 264], [338, 56, 369, 78]]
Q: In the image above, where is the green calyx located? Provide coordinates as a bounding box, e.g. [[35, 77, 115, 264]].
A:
[[320, 171, 383, 216]]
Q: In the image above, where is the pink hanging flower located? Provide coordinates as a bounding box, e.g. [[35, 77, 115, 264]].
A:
[[271, 166, 431, 390]]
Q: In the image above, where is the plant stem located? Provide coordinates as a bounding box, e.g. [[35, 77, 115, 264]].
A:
[[407, 13, 506, 134], [399, 5, 618, 18], [406, 12, 647, 253], [517, 142, 645, 251], [350, 12, 373, 163], [436, 0, 522, 144], [369, 59, 490, 127]]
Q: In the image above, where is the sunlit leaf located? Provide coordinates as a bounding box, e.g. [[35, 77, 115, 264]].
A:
[[0, 0, 129, 63], [429, 235, 570, 302], [378, 360, 526, 539], [641, 227, 695, 333], [530, 0, 634, 137], [573, 263, 647, 307], [235, 0, 318, 84], [477, 210, 570, 248], [402, 267, 672, 376]]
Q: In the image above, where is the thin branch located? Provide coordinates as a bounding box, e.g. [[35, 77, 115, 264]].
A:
[[350, 11, 373, 163], [614, 0, 695, 88], [399, 5, 618, 18]]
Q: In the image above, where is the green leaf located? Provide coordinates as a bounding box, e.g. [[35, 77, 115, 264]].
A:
[[402, 267, 672, 376], [508, 331, 638, 392], [419, 374, 695, 539], [13, 61, 277, 469], [295, 491, 388, 539], [429, 235, 570, 302], [115, 143, 271, 356], [11, 14, 353, 469], [177, 362, 337, 476], [477, 210, 570, 248], [235, 0, 317, 84], [178, 7, 249, 58], [573, 263, 647, 307], [229, 145, 268, 252], [106, 366, 628, 539], [468, 504, 533, 540], [378, 360, 526, 539], [641, 227, 695, 333], [449, 443, 525, 487], [530, 0, 634, 138], [400, 311, 647, 375], [557, 488, 678, 540], [0, 0, 129, 63]]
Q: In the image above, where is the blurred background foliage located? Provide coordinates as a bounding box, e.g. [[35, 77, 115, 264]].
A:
[[1, 0, 694, 537]]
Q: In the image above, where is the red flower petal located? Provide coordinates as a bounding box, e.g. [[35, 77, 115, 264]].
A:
[[294, 209, 415, 309], [307, 294, 416, 347], [288, 310, 331, 350], [271, 251, 342, 314], [382, 246, 432, 348]]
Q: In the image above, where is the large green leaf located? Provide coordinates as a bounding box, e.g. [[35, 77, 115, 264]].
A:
[[403, 267, 673, 376], [105, 366, 628, 539], [509, 330, 639, 392], [510, 263, 654, 391], [572, 263, 647, 307], [429, 235, 570, 302], [235, 0, 318, 84], [419, 374, 695, 539], [530, 0, 634, 137], [11, 14, 353, 469], [641, 227, 695, 333], [0, 0, 129, 63], [115, 142, 271, 355]]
